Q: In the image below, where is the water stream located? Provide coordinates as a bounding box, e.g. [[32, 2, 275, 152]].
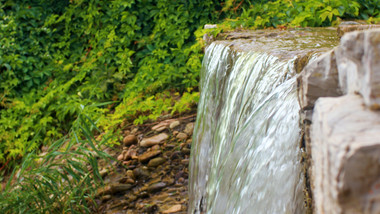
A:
[[189, 42, 305, 214]]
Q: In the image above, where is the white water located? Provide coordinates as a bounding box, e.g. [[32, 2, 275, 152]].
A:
[[189, 43, 305, 214]]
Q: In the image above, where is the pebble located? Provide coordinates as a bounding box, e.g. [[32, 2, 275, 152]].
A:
[[181, 159, 189, 165], [101, 195, 112, 202], [162, 205, 182, 213], [184, 123, 194, 135], [148, 157, 166, 167], [123, 135, 138, 146], [176, 132, 188, 140], [96, 184, 133, 196], [147, 182, 166, 193], [133, 167, 150, 179], [131, 128, 138, 134], [169, 120, 180, 129], [138, 150, 162, 163], [140, 133, 169, 147]]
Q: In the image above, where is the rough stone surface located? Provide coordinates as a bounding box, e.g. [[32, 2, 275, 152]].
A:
[[299, 50, 342, 109], [336, 30, 365, 94], [337, 23, 380, 38], [311, 95, 380, 214], [140, 133, 169, 147], [336, 29, 380, 109]]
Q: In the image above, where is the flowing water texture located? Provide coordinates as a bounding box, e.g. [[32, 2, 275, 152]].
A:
[[189, 42, 305, 214]]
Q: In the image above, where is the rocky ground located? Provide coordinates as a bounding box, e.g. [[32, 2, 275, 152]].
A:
[[94, 112, 197, 214]]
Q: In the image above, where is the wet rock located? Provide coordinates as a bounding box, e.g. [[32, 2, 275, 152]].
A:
[[184, 123, 194, 135], [169, 120, 180, 129], [148, 157, 166, 167], [298, 49, 341, 110], [138, 150, 162, 163], [162, 204, 182, 213], [147, 182, 166, 193], [140, 133, 169, 147], [311, 95, 380, 214], [176, 132, 188, 140], [123, 135, 138, 146], [96, 184, 133, 196]]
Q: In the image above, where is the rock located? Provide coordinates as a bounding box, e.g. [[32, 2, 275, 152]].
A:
[[147, 157, 166, 167], [152, 119, 174, 132], [96, 184, 133, 196], [181, 147, 191, 155], [298, 50, 341, 110], [123, 135, 138, 146], [176, 132, 188, 140], [126, 170, 134, 179], [147, 182, 166, 193], [151, 145, 160, 150], [162, 205, 182, 213], [311, 95, 380, 214], [133, 167, 150, 179], [336, 29, 380, 109], [184, 123, 194, 135], [170, 151, 182, 160], [335, 30, 365, 95], [117, 154, 124, 161], [337, 23, 380, 38], [138, 150, 162, 163], [181, 159, 189, 165], [140, 133, 169, 147], [362, 29, 380, 109], [169, 120, 180, 129]]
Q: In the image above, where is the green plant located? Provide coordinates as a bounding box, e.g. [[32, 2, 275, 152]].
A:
[[0, 110, 112, 213]]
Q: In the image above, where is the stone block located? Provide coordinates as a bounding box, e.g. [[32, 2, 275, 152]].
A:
[[311, 95, 380, 214], [336, 29, 380, 109], [299, 50, 341, 110]]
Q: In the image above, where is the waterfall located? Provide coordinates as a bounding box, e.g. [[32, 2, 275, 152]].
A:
[[189, 42, 305, 214]]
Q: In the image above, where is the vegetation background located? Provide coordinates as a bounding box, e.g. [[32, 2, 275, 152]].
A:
[[0, 0, 379, 212]]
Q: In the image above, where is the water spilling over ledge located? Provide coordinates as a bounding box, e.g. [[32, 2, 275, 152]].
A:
[[189, 28, 339, 214]]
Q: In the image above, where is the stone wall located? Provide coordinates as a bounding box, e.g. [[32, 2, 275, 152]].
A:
[[298, 29, 380, 214]]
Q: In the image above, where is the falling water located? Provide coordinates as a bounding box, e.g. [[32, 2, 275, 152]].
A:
[[189, 42, 306, 214]]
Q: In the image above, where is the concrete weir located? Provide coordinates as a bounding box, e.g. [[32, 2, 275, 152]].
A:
[[190, 24, 380, 214]]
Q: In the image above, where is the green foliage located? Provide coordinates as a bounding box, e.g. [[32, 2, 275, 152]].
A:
[[0, 0, 219, 163], [218, 0, 378, 29], [0, 113, 112, 213]]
